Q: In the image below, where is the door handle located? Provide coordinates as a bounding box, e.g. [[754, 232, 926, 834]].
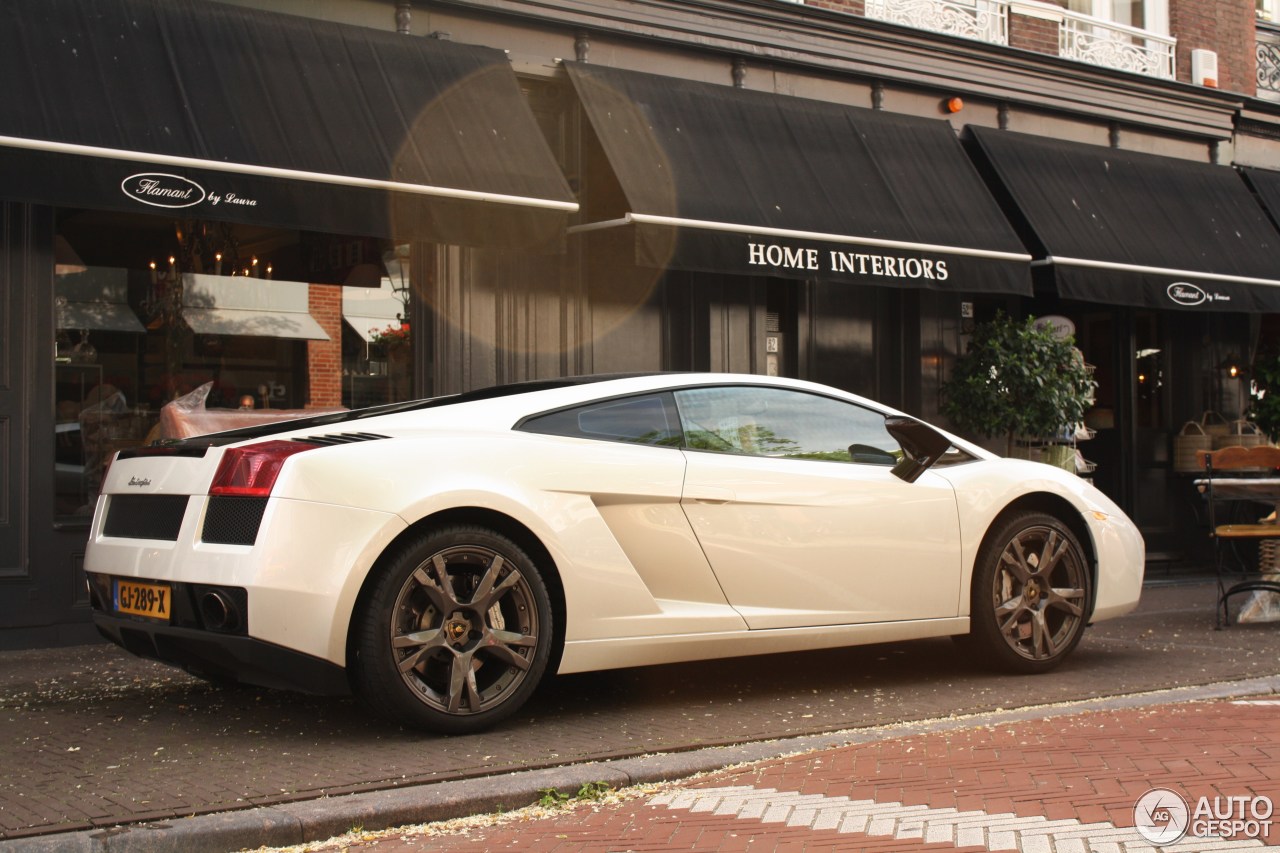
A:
[[685, 487, 735, 504]]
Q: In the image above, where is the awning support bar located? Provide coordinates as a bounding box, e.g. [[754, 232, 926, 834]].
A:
[[1033, 255, 1280, 289], [568, 212, 1032, 262], [0, 135, 580, 213]]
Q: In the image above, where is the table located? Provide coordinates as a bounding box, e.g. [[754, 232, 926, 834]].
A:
[[1195, 476, 1280, 626]]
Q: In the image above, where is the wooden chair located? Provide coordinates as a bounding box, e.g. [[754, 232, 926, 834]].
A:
[[1197, 445, 1280, 627]]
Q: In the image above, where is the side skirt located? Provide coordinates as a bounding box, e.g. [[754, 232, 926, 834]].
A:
[[557, 616, 970, 674]]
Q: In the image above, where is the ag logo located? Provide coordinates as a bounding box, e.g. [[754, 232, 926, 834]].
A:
[[1134, 787, 1189, 844], [1167, 282, 1208, 307], [121, 173, 206, 209]]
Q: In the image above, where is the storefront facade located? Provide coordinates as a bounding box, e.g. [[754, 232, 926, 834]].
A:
[[4, 0, 1280, 647]]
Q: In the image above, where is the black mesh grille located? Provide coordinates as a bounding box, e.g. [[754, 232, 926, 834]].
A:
[[299, 432, 389, 446], [202, 497, 268, 546], [103, 495, 189, 541]]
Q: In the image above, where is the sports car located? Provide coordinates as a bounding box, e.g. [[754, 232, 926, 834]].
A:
[[85, 373, 1144, 733]]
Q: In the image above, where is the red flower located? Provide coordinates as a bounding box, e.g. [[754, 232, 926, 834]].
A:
[[369, 323, 410, 347]]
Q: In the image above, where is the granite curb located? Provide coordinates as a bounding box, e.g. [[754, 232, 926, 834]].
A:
[[7, 673, 1279, 853]]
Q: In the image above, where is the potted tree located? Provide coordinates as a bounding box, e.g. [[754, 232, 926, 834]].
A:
[[941, 312, 1096, 461], [1249, 344, 1280, 444]]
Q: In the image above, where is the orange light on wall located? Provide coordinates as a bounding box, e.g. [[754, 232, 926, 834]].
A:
[[945, 96, 964, 114]]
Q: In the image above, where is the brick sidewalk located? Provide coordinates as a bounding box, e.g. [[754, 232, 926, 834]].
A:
[[315, 699, 1280, 852]]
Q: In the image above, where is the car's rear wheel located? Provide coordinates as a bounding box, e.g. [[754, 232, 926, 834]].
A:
[[352, 525, 553, 733], [967, 511, 1090, 673]]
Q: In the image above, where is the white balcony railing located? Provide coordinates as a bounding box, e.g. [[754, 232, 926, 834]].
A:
[[1258, 22, 1280, 102], [864, 0, 1009, 46], [863, 0, 1176, 81], [1058, 8, 1176, 80]]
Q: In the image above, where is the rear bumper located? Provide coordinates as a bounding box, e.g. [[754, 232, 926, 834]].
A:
[[92, 612, 350, 696], [85, 496, 405, 664]]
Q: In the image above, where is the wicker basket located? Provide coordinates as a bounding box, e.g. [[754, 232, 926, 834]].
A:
[[1200, 410, 1230, 437], [1262, 539, 1280, 574], [1214, 420, 1268, 450], [1173, 420, 1214, 473]]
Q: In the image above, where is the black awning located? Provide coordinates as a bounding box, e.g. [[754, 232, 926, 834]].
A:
[[564, 63, 1031, 295], [0, 0, 577, 248], [970, 127, 1280, 313], [1242, 167, 1280, 242]]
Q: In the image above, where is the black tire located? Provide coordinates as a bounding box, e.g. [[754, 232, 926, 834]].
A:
[[967, 511, 1091, 674], [351, 525, 554, 734]]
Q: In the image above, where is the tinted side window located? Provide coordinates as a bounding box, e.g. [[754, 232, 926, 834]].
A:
[[520, 394, 681, 446], [673, 386, 899, 463]]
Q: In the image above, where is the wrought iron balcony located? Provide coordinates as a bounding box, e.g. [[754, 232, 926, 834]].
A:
[[862, 0, 1175, 80], [1258, 21, 1280, 102], [1058, 7, 1175, 79], [864, 0, 1009, 46]]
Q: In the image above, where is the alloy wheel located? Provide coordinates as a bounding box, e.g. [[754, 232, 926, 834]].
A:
[[990, 524, 1087, 662], [389, 543, 541, 716]]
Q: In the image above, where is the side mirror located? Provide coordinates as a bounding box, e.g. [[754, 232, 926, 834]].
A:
[[884, 416, 952, 483]]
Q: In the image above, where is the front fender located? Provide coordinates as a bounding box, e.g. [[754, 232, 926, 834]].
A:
[[935, 458, 1144, 621]]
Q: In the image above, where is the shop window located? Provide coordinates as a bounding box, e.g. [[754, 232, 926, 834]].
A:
[[1134, 312, 1166, 430], [52, 210, 413, 521]]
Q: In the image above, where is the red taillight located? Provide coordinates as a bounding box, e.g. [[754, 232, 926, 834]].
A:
[[209, 441, 317, 497]]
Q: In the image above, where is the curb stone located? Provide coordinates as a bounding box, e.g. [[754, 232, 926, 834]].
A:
[[5, 673, 1279, 853]]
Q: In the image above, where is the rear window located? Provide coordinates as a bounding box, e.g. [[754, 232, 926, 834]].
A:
[[519, 394, 681, 447]]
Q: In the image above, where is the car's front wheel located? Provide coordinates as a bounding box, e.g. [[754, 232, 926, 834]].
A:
[[967, 511, 1090, 673], [351, 525, 553, 734]]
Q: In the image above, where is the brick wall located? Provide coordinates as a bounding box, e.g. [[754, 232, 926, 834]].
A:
[[806, 0, 865, 16], [307, 284, 343, 409], [1009, 11, 1060, 57], [1171, 0, 1255, 95]]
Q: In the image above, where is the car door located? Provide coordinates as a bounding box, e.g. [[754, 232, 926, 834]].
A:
[[674, 385, 963, 630], [516, 391, 747, 637]]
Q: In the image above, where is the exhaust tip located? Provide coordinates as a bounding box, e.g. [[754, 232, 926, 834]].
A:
[[199, 590, 241, 632]]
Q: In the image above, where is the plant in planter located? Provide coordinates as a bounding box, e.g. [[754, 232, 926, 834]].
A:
[[1249, 345, 1280, 443], [369, 321, 410, 349], [941, 312, 1096, 458]]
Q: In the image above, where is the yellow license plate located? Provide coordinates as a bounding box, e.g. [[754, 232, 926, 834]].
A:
[[114, 579, 172, 620]]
